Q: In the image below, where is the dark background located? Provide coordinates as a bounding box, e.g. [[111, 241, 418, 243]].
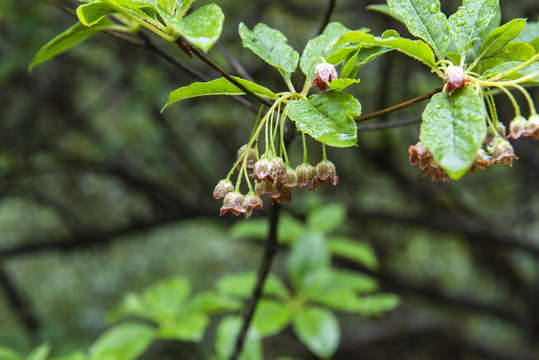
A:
[[1, 0, 538, 359]]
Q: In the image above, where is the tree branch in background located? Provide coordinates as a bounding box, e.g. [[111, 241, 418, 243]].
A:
[[0, 260, 40, 340], [228, 203, 281, 360], [216, 41, 256, 82], [355, 86, 443, 122], [357, 117, 421, 132], [318, 0, 337, 35]]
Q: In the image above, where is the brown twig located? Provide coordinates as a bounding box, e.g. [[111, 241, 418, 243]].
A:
[[355, 86, 443, 122], [216, 41, 255, 82]]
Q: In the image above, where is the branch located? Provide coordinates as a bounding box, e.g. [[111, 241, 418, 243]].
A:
[[355, 86, 443, 122], [317, 0, 337, 35], [357, 117, 421, 132], [216, 41, 255, 82], [0, 260, 40, 339], [228, 203, 280, 360]]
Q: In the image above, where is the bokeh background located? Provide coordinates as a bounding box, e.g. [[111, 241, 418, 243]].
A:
[[1, 0, 539, 359]]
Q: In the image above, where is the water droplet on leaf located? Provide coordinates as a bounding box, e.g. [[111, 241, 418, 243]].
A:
[[429, 3, 439, 13]]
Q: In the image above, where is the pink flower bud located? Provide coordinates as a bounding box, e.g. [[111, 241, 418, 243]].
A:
[[444, 65, 469, 92], [312, 62, 338, 91]]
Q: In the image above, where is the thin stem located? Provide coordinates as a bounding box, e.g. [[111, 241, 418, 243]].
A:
[[302, 132, 308, 163], [280, 113, 290, 165], [355, 86, 443, 122], [180, 39, 274, 108], [494, 85, 521, 116], [228, 203, 280, 360], [322, 143, 327, 160], [483, 90, 497, 130], [511, 84, 537, 116]]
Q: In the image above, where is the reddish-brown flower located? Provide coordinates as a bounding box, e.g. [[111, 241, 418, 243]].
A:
[[312, 62, 338, 91], [254, 178, 275, 196], [470, 149, 491, 173], [316, 160, 339, 186], [296, 163, 318, 190], [283, 167, 298, 188], [242, 191, 263, 218], [422, 166, 451, 182], [213, 179, 234, 199], [491, 139, 518, 166], [507, 116, 529, 139], [408, 142, 433, 170], [250, 158, 277, 183], [236, 144, 258, 170], [220, 192, 246, 216]]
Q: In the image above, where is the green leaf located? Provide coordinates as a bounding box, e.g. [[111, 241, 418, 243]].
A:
[[162, 76, 277, 111], [142, 277, 191, 321], [300, 22, 350, 79], [185, 291, 242, 313], [327, 236, 379, 270], [387, 0, 449, 59], [89, 323, 156, 360], [366, 4, 405, 24], [293, 307, 340, 359], [159, 311, 209, 341], [448, 0, 499, 56], [482, 61, 539, 82], [327, 78, 360, 91], [287, 232, 330, 293], [76, 1, 116, 27], [515, 21, 539, 52], [215, 317, 262, 360], [476, 41, 536, 74], [0, 348, 23, 360], [307, 204, 347, 234], [475, 18, 527, 64], [336, 31, 438, 71], [27, 344, 51, 360], [29, 19, 126, 71], [157, 4, 225, 50], [238, 22, 299, 84], [49, 351, 88, 360], [340, 46, 391, 78], [286, 92, 361, 148], [420, 87, 487, 180], [216, 272, 290, 300], [352, 294, 401, 315], [252, 300, 291, 337]]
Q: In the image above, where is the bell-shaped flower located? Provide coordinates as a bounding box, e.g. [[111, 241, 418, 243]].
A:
[[296, 163, 318, 190], [220, 192, 246, 216], [236, 144, 258, 170], [213, 179, 234, 199], [491, 139, 518, 166], [250, 158, 277, 183], [470, 149, 491, 173], [507, 116, 529, 139], [316, 159, 339, 186], [283, 167, 298, 188], [255, 178, 275, 196], [408, 142, 433, 170]]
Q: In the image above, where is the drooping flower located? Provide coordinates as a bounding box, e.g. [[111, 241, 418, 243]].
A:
[[316, 160, 339, 186], [507, 116, 529, 139], [469, 149, 491, 173], [422, 166, 451, 182], [236, 144, 258, 170], [250, 157, 277, 183], [220, 192, 246, 216], [491, 139, 518, 166], [283, 167, 298, 188], [213, 179, 234, 199], [312, 62, 338, 91], [242, 191, 263, 218], [254, 178, 275, 196], [296, 163, 318, 190], [408, 142, 433, 170]]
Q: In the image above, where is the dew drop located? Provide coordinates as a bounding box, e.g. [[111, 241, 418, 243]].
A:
[[443, 35, 450, 41], [429, 3, 438, 13], [457, 11, 464, 17], [467, 8, 475, 14], [457, 19, 466, 26]]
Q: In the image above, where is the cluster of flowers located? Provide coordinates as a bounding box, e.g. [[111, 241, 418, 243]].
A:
[[409, 122, 522, 180], [213, 147, 339, 218]]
